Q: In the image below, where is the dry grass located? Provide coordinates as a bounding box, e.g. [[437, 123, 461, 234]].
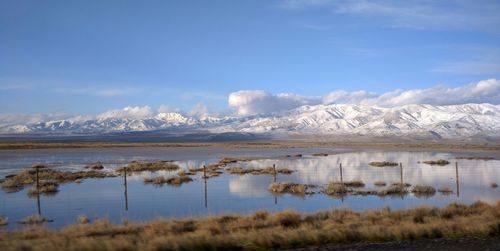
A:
[[491, 183, 498, 188], [377, 185, 408, 196], [218, 157, 259, 165], [144, 175, 193, 187], [374, 181, 386, 186], [85, 162, 104, 170], [77, 215, 90, 224], [1, 166, 114, 192], [391, 182, 412, 187], [369, 161, 399, 167], [2, 201, 500, 251], [343, 180, 365, 187], [0, 216, 7, 226], [412, 185, 437, 197], [438, 187, 453, 194], [16, 215, 47, 225], [27, 181, 59, 197], [456, 156, 494, 160], [268, 182, 308, 196], [421, 159, 450, 166], [324, 182, 348, 196], [226, 167, 294, 175], [117, 160, 179, 173], [312, 153, 328, 157]]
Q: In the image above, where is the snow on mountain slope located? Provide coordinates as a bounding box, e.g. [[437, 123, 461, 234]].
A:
[[1, 104, 499, 139]]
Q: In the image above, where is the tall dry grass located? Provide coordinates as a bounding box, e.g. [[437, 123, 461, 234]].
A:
[[1, 201, 499, 250]]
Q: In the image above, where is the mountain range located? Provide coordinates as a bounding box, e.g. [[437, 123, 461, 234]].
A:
[[1, 103, 499, 140]]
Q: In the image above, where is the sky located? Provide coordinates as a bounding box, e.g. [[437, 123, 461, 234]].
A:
[[1, 0, 500, 119]]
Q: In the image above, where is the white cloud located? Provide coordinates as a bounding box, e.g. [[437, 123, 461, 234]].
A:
[[282, 0, 500, 32], [189, 103, 211, 119], [324, 79, 500, 107], [97, 106, 154, 120], [228, 90, 322, 116]]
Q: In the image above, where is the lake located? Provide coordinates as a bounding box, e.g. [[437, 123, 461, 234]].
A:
[[0, 147, 499, 230]]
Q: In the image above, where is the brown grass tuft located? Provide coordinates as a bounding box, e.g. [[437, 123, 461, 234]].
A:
[[226, 167, 294, 175], [77, 215, 89, 224], [491, 183, 498, 188], [374, 181, 386, 186], [412, 185, 437, 197], [17, 215, 47, 225], [343, 180, 365, 187], [0, 216, 7, 226], [268, 182, 308, 195], [117, 160, 179, 173], [438, 187, 453, 194], [369, 161, 399, 167], [324, 182, 348, 195], [421, 159, 450, 166]]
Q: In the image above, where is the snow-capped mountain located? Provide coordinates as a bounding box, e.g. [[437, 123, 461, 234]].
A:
[[1, 104, 499, 139]]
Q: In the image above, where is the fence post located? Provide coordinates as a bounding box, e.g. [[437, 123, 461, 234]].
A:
[[455, 162, 460, 197], [400, 162, 403, 186], [339, 163, 343, 184], [273, 164, 277, 183]]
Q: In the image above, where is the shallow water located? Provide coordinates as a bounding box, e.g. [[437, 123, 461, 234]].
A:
[[0, 147, 499, 230]]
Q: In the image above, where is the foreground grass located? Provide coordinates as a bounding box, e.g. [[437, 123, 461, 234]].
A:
[[1, 201, 500, 251]]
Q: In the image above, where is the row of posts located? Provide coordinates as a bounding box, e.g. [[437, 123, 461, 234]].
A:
[[32, 160, 462, 217]]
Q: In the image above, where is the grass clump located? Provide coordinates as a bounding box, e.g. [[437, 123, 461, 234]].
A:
[[0, 216, 7, 226], [421, 159, 450, 166], [391, 182, 412, 187], [343, 180, 365, 187], [324, 182, 348, 196], [491, 183, 498, 188], [2, 201, 500, 250], [117, 160, 179, 173], [456, 156, 494, 160], [17, 215, 48, 225], [85, 162, 104, 170], [438, 187, 453, 194], [374, 181, 386, 186], [369, 161, 398, 167], [77, 215, 90, 224], [285, 154, 302, 157], [268, 182, 308, 196], [377, 185, 408, 196], [412, 185, 437, 197], [218, 157, 259, 165], [226, 167, 294, 175], [144, 175, 193, 187], [27, 181, 59, 197], [2, 166, 114, 193], [312, 153, 328, 157]]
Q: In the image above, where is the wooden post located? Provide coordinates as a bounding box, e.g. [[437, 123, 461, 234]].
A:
[[124, 167, 128, 211], [36, 166, 40, 192], [455, 162, 460, 197], [339, 163, 343, 184], [203, 165, 207, 179], [273, 164, 277, 183], [204, 175, 208, 208], [35, 166, 41, 215], [400, 163, 403, 186]]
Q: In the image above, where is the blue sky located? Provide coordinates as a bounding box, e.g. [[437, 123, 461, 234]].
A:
[[1, 0, 499, 116]]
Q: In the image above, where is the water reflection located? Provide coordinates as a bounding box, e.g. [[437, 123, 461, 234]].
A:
[[0, 148, 499, 230]]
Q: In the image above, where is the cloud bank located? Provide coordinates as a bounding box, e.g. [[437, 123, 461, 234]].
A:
[[228, 79, 500, 115], [1, 79, 499, 122], [228, 90, 322, 116]]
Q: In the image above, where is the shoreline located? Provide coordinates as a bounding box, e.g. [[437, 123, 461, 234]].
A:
[[0, 140, 499, 152], [1, 201, 499, 250]]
